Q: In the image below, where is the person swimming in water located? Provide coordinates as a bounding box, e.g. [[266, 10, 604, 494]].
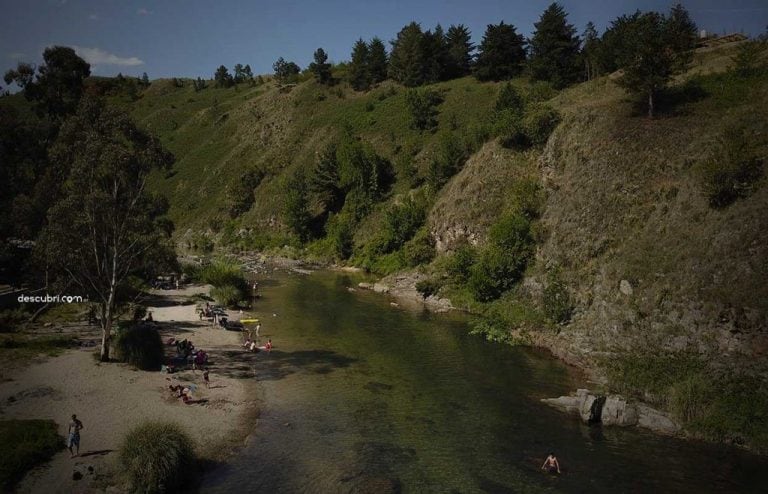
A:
[[541, 453, 561, 474]]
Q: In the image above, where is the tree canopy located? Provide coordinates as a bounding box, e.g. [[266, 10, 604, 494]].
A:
[[38, 97, 175, 360], [309, 48, 333, 85], [528, 2, 582, 88], [608, 5, 697, 117], [273, 57, 301, 83], [4, 46, 91, 120], [474, 22, 527, 81]]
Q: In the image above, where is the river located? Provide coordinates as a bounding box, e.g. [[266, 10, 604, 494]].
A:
[[202, 270, 766, 493]]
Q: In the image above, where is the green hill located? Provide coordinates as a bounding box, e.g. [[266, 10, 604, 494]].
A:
[[3, 40, 766, 449]]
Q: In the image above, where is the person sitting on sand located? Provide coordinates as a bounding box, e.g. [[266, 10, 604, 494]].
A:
[[541, 453, 561, 474], [265, 339, 272, 351], [243, 338, 251, 348], [249, 341, 259, 353]]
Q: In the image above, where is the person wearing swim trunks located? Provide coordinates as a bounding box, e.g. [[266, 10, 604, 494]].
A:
[[67, 414, 84, 458], [541, 452, 561, 474]]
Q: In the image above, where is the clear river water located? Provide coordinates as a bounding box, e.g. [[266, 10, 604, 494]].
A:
[[202, 270, 767, 493]]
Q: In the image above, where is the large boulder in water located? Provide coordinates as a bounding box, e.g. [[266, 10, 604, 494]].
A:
[[601, 395, 639, 426], [637, 404, 680, 434]]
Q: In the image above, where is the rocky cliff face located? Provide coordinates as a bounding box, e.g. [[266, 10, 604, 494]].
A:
[[534, 101, 768, 371]]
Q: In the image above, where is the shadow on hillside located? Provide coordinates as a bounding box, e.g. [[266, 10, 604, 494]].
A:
[[630, 80, 709, 118], [212, 349, 358, 380]]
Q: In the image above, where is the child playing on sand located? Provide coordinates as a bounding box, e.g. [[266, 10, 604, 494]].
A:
[[265, 339, 272, 351], [203, 368, 210, 388]]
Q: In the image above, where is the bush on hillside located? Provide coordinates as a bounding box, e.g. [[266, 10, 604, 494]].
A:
[[324, 212, 355, 260], [415, 278, 441, 299], [114, 325, 164, 371], [427, 131, 469, 190], [542, 272, 573, 325], [446, 244, 477, 283], [403, 228, 436, 266], [469, 213, 534, 302], [374, 195, 427, 255], [522, 104, 560, 146], [469, 245, 528, 302], [404, 88, 443, 131], [698, 128, 764, 208], [119, 421, 195, 494]]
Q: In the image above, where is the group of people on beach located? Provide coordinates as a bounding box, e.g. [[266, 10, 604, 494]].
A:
[[242, 337, 272, 353]]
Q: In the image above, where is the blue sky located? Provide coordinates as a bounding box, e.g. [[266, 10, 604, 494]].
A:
[[2, 0, 767, 80]]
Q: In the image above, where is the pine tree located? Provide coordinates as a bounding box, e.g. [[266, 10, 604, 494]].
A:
[[214, 65, 234, 88], [528, 2, 582, 88], [349, 39, 371, 91], [423, 24, 449, 83], [665, 3, 698, 71], [233, 63, 245, 83], [243, 64, 254, 85], [141, 72, 150, 86], [309, 47, 333, 85], [582, 22, 600, 80], [368, 37, 389, 84], [612, 11, 687, 117], [273, 57, 301, 83], [389, 22, 428, 86], [474, 22, 526, 81], [445, 24, 474, 79]]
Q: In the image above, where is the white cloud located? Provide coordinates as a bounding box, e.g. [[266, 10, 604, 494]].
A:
[[88, 13, 98, 20], [72, 46, 144, 67], [137, 8, 151, 15]]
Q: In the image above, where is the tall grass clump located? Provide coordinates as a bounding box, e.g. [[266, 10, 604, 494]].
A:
[[0, 420, 63, 490], [199, 260, 248, 306], [119, 421, 195, 494], [114, 325, 164, 371]]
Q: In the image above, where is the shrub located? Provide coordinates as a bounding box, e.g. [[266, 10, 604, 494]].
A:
[[509, 179, 544, 220], [199, 261, 248, 291], [495, 82, 524, 113], [119, 421, 195, 494], [403, 228, 436, 266], [469, 213, 534, 302], [493, 108, 526, 148], [522, 104, 560, 146], [404, 88, 442, 131], [698, 128, 764, 208], [542, 272, 573, 324], [469, 245, 528, 302], [427, 131, 468, 190], [324, 212, 355, 260], [732, 40, 768, 77], [0, 420, 63, 490], [415, 278, 441, 298], [210, 284, 245, 308], [446, 244, 476, 283], [376, 195, 427, 254], [114, 325, 164, 371]]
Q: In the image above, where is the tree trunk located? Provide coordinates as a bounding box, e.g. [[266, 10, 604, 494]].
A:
[[648, 91, 654, 118], [99, 323, 110, 361]]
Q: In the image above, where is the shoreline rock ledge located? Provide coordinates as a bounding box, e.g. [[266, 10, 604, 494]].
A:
[[542, 389, 680, 435]]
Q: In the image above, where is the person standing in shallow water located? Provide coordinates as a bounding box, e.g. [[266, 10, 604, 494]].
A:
[[541, 452, 561, 474], [67, 414, 84, 458]]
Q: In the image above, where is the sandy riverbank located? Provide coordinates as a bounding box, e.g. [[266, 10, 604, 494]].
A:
[[0, 285, 261, 493]]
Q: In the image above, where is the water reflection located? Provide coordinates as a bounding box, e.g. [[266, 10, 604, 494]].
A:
[[203, 271, 767, 493]]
